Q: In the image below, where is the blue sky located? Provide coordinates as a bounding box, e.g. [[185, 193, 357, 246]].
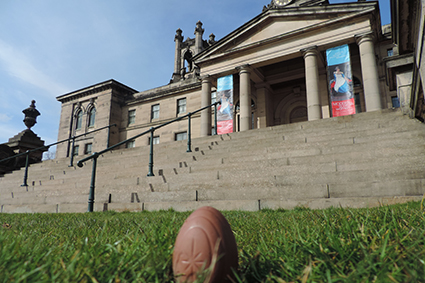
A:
[[0, 0, 390, 154]]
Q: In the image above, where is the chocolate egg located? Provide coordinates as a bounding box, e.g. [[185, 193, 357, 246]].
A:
[[173, 206, 238, 283]]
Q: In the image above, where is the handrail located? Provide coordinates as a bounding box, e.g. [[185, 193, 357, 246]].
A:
[[68, 124, 116, 167], [77, 101, 220, 212], [0, 123, 116, 186]]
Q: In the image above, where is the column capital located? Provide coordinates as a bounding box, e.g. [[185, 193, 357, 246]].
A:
[[236, 64, 251, 74], [301, 46, 319, 58], [200, 75, 212, 83], [355, 32, 375, 45]]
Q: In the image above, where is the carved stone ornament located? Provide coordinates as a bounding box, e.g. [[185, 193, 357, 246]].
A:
[[22, 100, 41, 130]]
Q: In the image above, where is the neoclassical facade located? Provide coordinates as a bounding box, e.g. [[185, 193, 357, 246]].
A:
[[56, 0, 405, 159]]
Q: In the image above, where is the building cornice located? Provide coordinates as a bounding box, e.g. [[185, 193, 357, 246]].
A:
[[56, 79, 138, 103], [126, 78, 202, 105]]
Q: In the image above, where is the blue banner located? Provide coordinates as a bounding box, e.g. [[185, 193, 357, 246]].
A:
[[326, 44, 356, 117], [216, 75, 234, 134]]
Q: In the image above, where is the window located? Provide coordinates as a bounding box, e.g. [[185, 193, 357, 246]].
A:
[[211, 91, 217, 104], [148, 136, 160, 145], [128, 110, 136, 126], [73, 145, 79, 156], [387, 48, 394, 57], [75, 110, 83, 130], [175, 132, 187, 141], [392, 97, 400, 108], [88, 107, 96, 128], [177, 98, 186, 114], [126, 140, 135, 148], [84, 143, 92, 154], [151, 104, 160, 120]]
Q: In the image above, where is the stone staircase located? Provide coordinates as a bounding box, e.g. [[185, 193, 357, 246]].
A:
[[1, 108, 424, 213]]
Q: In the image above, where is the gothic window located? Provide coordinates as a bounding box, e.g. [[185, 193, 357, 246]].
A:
[[88, 107, 96, 128], [75, 110, 83, 130], [184, 51, 193, 72]]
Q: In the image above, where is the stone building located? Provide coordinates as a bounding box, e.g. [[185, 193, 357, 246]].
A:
[[385, 0, 425, 121], [2, 0, 425, 213], [55, 0, 412, 159]]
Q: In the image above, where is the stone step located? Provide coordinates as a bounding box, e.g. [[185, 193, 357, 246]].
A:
[[1, 109, 424, 213], [287, 147, 425, 165], [197, 133, 425, 160], [108, 190, 197, 203], [1, 193, 91, 205], [215, 120, 423, 149], [214, 110, 407, 141], [2, 194, 422, 213], [0, 176, 93, 192], [106, 199, 260, 212], [0, 203, 104, 213], [275, 166, 425, 185]]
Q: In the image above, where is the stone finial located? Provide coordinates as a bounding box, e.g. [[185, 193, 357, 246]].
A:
[[208, 33, 216, 45], [22, 100, 41, 130], [175, 28, 183, 42], [194, 21, 204, 35]]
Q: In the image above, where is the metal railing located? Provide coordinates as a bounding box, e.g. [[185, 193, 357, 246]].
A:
[[0, 124, 116, 187], [77, 101, 220, 212]]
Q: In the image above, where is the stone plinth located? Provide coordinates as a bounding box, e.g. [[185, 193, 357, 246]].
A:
[[5, 129, 47, 167]]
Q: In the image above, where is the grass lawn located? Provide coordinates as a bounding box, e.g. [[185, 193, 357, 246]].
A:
[[1, 201, 424, 282]]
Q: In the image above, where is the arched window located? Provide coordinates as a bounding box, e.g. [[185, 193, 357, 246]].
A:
[[75, 110, 83, 130], [184, 50, 193, 72], [88, 107, 96, 128]]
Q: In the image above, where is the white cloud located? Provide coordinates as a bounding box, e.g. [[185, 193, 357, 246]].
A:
[[0, 124, 22, 143], [0, 40, 69, 97], [0, 113, 12, 122]]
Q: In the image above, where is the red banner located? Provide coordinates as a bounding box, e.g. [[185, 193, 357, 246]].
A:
[[331, 98, 356, 116]]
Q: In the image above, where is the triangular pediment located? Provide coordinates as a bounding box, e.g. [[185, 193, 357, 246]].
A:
[[194, 2, 379, 65], [231, 17, 327, 50]]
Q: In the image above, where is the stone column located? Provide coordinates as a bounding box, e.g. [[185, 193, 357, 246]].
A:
[[302, 47, 322, 121], [194, 21, 204, 55], [239, 65, 252, 131], [173, 29, 183, 81], [256, 84, 272, 128], [200, 76, 212, 137], [356, 33, 382, 112]]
